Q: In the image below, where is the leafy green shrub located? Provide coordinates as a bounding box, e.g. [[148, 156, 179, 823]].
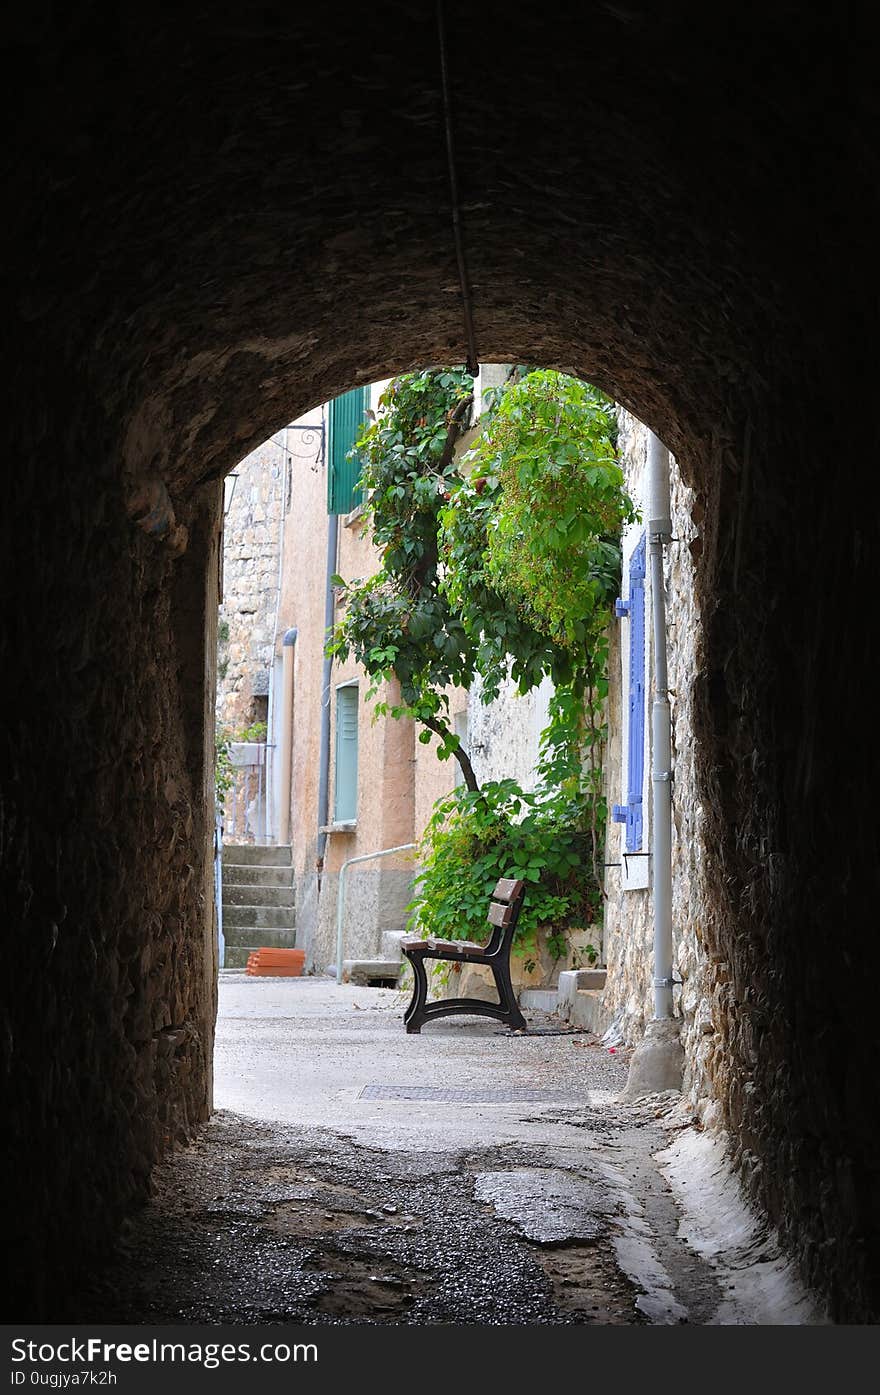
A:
[[407, 696, 604, 962], [442, 370, 635, 659]]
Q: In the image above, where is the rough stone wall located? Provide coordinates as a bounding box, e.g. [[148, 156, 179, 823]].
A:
[[601, 413, 715, 1110], [1, 393, 219, 1314], [216, 436, 286, 734]]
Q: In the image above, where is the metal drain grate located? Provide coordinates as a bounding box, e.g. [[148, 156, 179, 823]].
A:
[[358, 1085, 581, 1104]]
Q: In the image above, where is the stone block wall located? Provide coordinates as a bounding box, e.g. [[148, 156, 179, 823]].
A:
[[216, 436, 287, 735], [601, 411, 716, 1114], [2, 396, 219, 1315]]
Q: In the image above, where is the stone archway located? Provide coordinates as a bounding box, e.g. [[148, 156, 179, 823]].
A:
[[2, 4, 878, 1320]]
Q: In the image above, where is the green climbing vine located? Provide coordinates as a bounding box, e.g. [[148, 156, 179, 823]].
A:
[[329, 367, 635, 955]]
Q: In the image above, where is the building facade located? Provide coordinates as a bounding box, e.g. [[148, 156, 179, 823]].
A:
[[218, 371, 594, 982], [217, 383, 715, 1075]]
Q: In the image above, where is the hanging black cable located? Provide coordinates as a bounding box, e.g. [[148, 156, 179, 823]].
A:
[[437, 0, 479, 378]]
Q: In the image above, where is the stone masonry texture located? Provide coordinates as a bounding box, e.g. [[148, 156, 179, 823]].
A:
[[2, 4, 880, 1321], [602, 412, 714, 1114], [216, 436, 287, 735]]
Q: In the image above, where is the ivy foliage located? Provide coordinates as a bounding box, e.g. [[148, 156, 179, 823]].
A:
[[407, 700, 605, 963], [446, 371, 634, 659]]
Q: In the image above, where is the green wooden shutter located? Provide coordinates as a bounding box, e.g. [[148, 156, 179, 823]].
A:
[[327, 387, 368, 514], [334, 684, 359, 822]]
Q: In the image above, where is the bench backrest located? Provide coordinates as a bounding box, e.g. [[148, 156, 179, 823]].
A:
[[484, 877, 526, 955]]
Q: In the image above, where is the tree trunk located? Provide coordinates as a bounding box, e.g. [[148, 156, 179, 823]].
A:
[[420, 714, 480, 793]]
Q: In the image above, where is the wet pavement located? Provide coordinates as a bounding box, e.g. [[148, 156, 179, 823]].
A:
[[65, 974, 730, 1324]]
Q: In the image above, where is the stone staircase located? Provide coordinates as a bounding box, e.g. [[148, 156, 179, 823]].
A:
[[221, 844, 296, 969], [341, 929, 406, 987]]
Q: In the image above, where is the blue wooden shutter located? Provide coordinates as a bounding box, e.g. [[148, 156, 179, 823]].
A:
[[327, 387, 368, 514], [334, 685, 359, 821], [612, 532, 646, 851]]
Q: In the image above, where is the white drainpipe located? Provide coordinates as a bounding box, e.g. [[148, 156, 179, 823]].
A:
[[646, 431, 674, 1020], [335, 843, 416, 984], [276, 627, 297, 845]]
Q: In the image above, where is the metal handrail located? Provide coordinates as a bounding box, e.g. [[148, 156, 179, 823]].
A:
[[335, 843, 417, 983], [214, 812, 225, 970]]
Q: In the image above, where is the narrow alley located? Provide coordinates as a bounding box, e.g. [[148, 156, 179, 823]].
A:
[[64, 977, 818, 1326], [6, 2, 880, 1338]]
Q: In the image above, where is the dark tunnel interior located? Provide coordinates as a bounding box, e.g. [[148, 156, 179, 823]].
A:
[[2, 3, 879, 1321]]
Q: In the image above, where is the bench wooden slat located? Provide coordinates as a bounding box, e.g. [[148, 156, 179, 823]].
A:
[[400, 936, 486, 956], [493, 877, 524, 903], [487, 901, 513, 928]]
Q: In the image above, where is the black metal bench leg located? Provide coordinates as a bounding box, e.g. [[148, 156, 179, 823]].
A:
[[492, 959, 527, 1031], [403, 952, 428, 1033]]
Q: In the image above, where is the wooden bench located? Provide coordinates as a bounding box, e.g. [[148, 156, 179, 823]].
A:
[[400, 877, 527, 1033]]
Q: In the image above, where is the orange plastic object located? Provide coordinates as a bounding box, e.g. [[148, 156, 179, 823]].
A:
[[246, 948, 305, 977]]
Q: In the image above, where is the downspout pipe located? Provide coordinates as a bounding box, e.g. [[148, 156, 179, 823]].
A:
[[266, 427, 290, 842], [276, 628, 297, 846], [646, 432, 674, 1021], [316, 513, 339, 877]]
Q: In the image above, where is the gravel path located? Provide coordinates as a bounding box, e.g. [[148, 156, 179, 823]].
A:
[[63, 975, 724, 1324]]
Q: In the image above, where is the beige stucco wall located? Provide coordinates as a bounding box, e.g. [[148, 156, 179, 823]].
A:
[[274, 407, 332, 952], [412, 682, 466, 839], [273, 404, 420, 973], [310, 501, 418, 971]]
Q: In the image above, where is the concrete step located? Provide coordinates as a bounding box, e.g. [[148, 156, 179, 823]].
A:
[[575, 968, 607, 990], [223, 946, 251, 969], [222, 926, 298, 950], [568, 989, 609, 1035], [222, 903, 296, 931], [223, 883, 296, 908], [225, 944, 298, 970], [519, 988, 559, 1012], [341, 958, 402, 987], [222, 843, 292, 867], [556, 968, 606, 1015], [222, 864, 293, 888], [380, 929, 407, 961]]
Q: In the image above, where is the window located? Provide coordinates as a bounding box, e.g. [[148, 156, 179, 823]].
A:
[[613, 531, 646, 856], [333, 682, 359, 822], [327, 387, 368, 515]]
